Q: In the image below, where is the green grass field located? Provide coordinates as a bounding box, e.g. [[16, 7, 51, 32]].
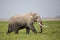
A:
[[0, 21, 60, 40]]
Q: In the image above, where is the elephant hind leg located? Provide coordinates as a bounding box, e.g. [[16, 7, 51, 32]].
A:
[[14, 27, 19, 34], [6, 29, 13, 34], [14, 30, 19, 34], [14, 25, 19, 34], [6, 24, 13, 34]]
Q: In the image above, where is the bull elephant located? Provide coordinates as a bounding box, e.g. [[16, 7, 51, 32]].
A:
[[6, 12, 43, 34]]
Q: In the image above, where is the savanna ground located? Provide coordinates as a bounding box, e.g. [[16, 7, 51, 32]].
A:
[[0, 20, 60, 40]]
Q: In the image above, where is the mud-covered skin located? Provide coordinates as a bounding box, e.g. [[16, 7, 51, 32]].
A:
[[6, 12, 43, 34]]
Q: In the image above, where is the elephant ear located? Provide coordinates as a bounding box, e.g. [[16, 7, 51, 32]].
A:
[[32, 13, 38, 19]]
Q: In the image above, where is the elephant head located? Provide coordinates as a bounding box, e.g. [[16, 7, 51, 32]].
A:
[[30, 12, 43, 33]]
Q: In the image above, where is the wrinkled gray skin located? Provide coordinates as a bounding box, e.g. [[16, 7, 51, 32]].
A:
[[6, 12, 43, 34]]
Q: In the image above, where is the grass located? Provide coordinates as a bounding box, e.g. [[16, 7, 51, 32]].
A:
[[0, 21, 60, 40]]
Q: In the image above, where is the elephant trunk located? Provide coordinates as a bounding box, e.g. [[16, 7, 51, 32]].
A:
[[39, 21, 43, 33], [37, 17, 43, 33]]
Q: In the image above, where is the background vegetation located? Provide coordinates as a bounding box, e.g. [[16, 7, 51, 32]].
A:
[[0, 21, 60, 40]]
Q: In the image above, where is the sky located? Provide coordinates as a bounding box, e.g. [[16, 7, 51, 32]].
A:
[[0, 0, 60, 19]]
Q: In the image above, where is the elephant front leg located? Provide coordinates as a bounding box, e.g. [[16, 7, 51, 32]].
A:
[[26, 27, 30, 34], [27, 24, 37, 34], [14, 25, 19, 34]]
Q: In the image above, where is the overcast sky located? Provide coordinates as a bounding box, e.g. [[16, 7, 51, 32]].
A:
[[0, 0, 60, 19]]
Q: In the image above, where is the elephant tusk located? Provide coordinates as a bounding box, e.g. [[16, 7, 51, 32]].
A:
[[39, 23, 48, 27], [39, 23, 43, 26]]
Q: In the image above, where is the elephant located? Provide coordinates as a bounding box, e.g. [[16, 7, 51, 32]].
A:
[[6, 12, 43, 34]]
